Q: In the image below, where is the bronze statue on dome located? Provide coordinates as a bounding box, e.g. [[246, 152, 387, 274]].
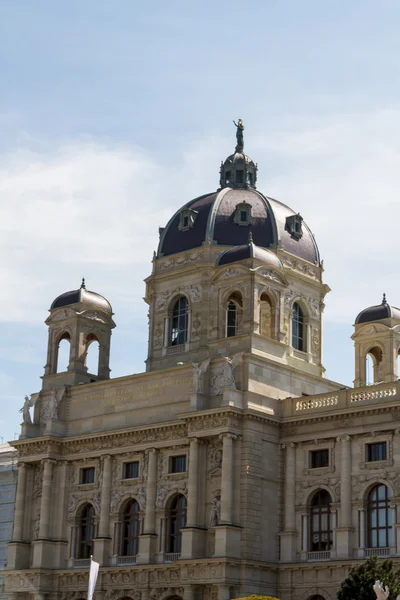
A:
[[233, 119, 244, 151]]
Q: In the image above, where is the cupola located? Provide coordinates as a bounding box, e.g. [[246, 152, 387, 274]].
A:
[[219, 119, 258, 189]]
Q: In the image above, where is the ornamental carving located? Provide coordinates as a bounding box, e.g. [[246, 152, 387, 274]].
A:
[[282, 257, 318, 279], [104, 591, 141, 600], [184, 284, 201, 302], [159, 250, 203, 271], [154, 323, 163, 348], [208, 440, 223, 471], [311, 327, 320, 354], [352, 472, 399, 499], [210, 353, 244, 396], [295, 477, 340, 504], [150, 588, 184, 600], [155, 291, 176, 313], [33, 463, 44, 498], [257, 268, 283, 284], [188, 416, 228, 432], [192, 312, 201, 339], [308, 298, 320, 318], [156, 480, 187, 508]]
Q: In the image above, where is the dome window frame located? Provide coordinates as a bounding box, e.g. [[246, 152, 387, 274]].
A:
[[286, 213, 303, 240], [178, 208, 198, 232], [233, 201, 253, 227]]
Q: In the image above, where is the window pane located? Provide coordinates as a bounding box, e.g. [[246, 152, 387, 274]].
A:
[[378, 529, 387, 548]]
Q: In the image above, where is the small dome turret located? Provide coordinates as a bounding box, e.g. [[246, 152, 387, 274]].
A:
[[355, 294, 400, 324], [50, 278, 113, 314], [217, 232, 283, 269]]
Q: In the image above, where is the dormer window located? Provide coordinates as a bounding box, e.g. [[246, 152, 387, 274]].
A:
[[286, 213, 303, 240], [178, 208, 198, 232], [247, 172, 253, 185], [233, 201, 253, 226], [225, 170, 231, 184]]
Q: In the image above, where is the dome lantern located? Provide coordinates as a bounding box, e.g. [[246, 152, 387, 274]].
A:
[[219, 119, 258, 190]]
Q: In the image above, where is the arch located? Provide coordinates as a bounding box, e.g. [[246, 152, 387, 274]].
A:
[[77, 503, 95, 559], [225, 291, 243, 338], [292, 301, 306, 351], [121, 498, 140, 557], [56, 331, 71, 373], [165, 493, 187, 554], [259, 292, 273, 338], [169, 295, 189, 346], [366, 483, 392, 548], [85, 333, 100, 375], [309, 489, 333, 552], [304, 484, 336, 506], [364, 345, 383, 384], [299, 589, 333, 600]]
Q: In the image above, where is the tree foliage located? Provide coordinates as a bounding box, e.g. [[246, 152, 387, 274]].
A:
[[337, 557, 400, 600]]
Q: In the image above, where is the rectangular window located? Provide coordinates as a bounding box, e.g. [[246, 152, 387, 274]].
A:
[[310, 449, 329, 468], [123, 461, 139, 479], [170, 455, 186, 473], [183, 216, 189, 228], [240, 210, 248, 222], [367, 442, 387, 462], [236, 170, 244, 184], [80, 467, 95, 485]]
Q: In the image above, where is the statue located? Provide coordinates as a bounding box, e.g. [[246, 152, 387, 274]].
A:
[[373, 581, 390, 600], [48, 389, 59, 420], [20, 395, 33, 424], [222, 352, 245, 389], [233, 119, 244, 150], [209, 495, 221, 527], [192, 358, 211, 393]]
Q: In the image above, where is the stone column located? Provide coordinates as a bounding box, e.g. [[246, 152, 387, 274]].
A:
[[302, 513, 308, 552], [279, 443, 297, 561], [12, 463, 27, 541], [220, 434, 236, 524], [186, 438, 200, 527], [359, 508, 365, 549], [137, 448, 158, 564], [144, 449, 157, 533], [38, 459, 56, 539], [283, 443, 296, 531], [53, 461, 69, 541], [336, 435, 353, 558], [338, 435, 352, 527], [391, 504, 397, 552], [98, 455, 112, 537]]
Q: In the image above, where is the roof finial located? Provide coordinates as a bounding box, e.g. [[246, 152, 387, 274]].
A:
[[382, 292, 387, 305], [80, 278, 86, 290], [248, 230, 253, 245], [233, 119, 244, 152]]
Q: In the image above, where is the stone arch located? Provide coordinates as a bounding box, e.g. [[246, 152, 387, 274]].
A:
[[155, 588, 184, 600], [299, 587, 333, 600], [74, 499, 97, 520], [305, 486, 334, 507], [361, 479, 394, 501], [289, 297, 309, 352], [84, 332, 101, 375], [224, 289, 243, 338], [259, 289, 276, 339], [363, 343, 385, 384], [164, 490, 187, 510]]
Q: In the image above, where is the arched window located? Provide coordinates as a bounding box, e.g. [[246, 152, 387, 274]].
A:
[[310, 490, 332, 551], [78, 504, 95, 559], [122, 499, 140, 556], [166, 495, 187, 554], [292, 302, 305, 351], [365, 346, 383, 384], [367, 484, 392, 548], [171, 297, 188, 346], [226, 292, 242, 338], [85, 333, 100, 375], [56, 332, 71, 373], [260, 293, 273, 338]]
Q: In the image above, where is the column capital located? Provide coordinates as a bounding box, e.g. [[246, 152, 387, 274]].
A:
[[41, 458, 57, 466], [281, 442, 296, 449], [336, 434, 351, 442], [145, 447, 157, 456], [100, 454, 112, 462], [58, 460, 69, 467], [219, 433, 237, 441], [358, 507, 365, 513], [17, 462, 26, 469], [189, 437, 204, 446]]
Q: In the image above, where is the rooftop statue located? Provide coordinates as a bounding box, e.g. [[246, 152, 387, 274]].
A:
[[233, 119, 244, 151]]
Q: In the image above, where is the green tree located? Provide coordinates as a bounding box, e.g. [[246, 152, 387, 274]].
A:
[[337, 556, 400, 600]]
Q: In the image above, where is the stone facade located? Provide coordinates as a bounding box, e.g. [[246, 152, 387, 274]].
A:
[[0, 444, 17, 600], [6, 129, 400, 600]]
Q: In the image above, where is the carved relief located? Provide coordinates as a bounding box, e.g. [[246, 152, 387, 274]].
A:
[[210, 353, 244, 396], [184, 284, 201, 302], [154, 323, 163, 348], [282, 257, 319, 279], [311, 327, 320, 354], [192, 312, 201, 339]]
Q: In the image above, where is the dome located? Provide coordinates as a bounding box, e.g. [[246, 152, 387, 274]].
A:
[[157, 120, 320, 265], [158, 187, 319, 264], [217, 233, 283, 269], [355, 294, 400, 324], [50, 279, 113, 314]]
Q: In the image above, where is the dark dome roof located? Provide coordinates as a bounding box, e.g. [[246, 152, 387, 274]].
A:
[[355, 294, 400, 324], [158, 188, 320, 264], [50, 279, 112, 314], [217, 234, 283, 268]]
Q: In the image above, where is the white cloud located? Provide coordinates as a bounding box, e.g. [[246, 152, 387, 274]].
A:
[[2, 111, 400, 332]]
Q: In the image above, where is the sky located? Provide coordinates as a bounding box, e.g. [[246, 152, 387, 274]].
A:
[[1, 0, 400, 440]]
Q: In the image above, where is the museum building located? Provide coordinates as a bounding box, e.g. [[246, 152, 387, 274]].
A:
[[6, 123, 400, 600]]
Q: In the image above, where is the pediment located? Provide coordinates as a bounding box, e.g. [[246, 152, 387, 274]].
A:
[[252, 265, 287, 285], [356, 323, 389, 336], [213, 266, 249, 282]]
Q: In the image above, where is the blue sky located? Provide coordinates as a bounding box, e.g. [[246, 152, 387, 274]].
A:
[[1, 0, 400, 440]]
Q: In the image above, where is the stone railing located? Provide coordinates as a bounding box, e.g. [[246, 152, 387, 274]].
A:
[[284, 381, 400, 417]]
